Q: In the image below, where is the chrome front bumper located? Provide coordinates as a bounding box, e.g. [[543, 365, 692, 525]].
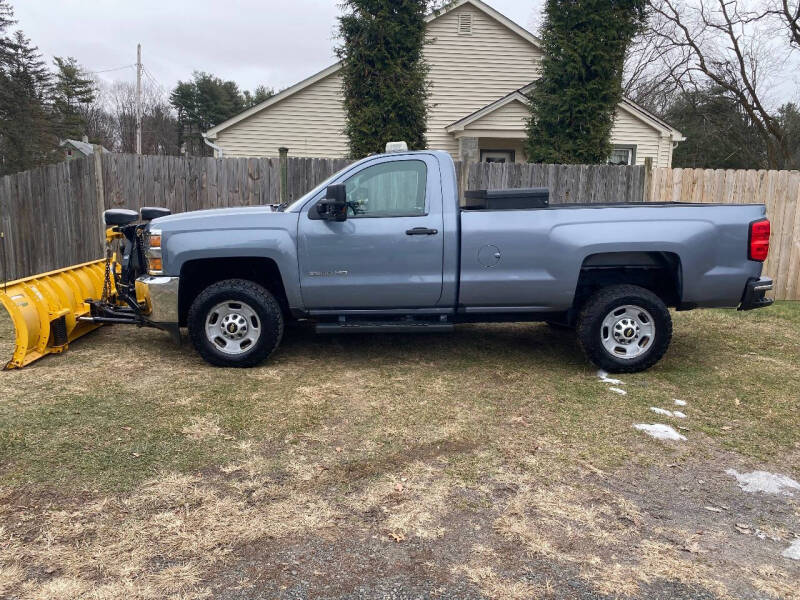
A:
[[137, 275, 180, 324]]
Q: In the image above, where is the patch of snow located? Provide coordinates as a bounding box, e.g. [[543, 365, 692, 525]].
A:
[[649, 407, 687, 419], [634, 423, 687, 441], [725, 469, 800, 496], [609, 387, 627, 396], [782, 539, 800, 560], [673, 399, 687, 407], [597, 369, 623, 385]]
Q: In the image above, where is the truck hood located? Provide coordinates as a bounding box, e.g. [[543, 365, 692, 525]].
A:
[[150, 205, 289, 233]]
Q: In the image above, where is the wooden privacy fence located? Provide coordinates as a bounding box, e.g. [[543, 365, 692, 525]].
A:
[[0, 154, 798, 299], [460, 161, 646, 205], [649, 168, 800, 301]]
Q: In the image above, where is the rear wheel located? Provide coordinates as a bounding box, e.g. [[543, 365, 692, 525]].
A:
[[577, 284, 672, 373], [188, 279, 284, 367]]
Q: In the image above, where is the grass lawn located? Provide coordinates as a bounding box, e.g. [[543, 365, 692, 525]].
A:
[[0, 303, 798, 599]]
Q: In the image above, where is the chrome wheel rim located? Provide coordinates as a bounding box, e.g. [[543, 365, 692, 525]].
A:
[[600, 304, 655, 360], [205, 301, 261, 355]]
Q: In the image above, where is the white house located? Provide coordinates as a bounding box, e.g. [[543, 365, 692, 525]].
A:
[[205, 0, 684, 167]]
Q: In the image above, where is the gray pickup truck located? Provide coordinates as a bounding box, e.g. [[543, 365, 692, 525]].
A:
[[132, 149, 773, 373]]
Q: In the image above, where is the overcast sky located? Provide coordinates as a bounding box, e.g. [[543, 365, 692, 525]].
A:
[[12, 1, 542, 99]]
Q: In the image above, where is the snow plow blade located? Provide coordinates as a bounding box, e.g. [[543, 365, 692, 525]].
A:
[[0, 260, 108, 369]]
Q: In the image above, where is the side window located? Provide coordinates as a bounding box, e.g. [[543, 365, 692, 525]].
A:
[[344, 160, 427, 218]]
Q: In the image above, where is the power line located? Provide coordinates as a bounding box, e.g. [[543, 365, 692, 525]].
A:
[[142, 65, 170, 99], [88, 64, 135, 75]]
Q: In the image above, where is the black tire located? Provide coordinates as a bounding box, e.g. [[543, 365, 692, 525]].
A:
[[188, 279, 284, 368], [577, 284, 672, 373]]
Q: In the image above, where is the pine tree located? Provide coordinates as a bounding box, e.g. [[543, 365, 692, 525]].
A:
[[0, 30, 55, 175], [525, 0, 647, 164], [336, 0, 430, 158], [0, 0, 14, 60], [52, 56, 96, 141]]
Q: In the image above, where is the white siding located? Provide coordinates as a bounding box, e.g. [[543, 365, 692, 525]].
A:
[[423, 5, 542, 155], [216, 71, 348, 158], [610, 107, 663, 166]]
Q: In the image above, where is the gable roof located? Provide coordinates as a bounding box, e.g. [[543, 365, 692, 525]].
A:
[[446, 89, 530, 133], [60, 139, 110, 155], [447, 84, 684, 140], [206, 0, 541, 139]]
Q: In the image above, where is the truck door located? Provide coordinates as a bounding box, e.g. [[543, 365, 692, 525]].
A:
[[298, 155, 444, 309]]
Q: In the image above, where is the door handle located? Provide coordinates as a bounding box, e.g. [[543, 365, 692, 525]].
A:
[[406, 227, 438, 235]]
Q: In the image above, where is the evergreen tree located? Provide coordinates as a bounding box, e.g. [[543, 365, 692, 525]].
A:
[[52, 56, 96, 141], [0, 30, 55, 175], [525, 0, 647, 164], [336, 0, 430, 158], [243, 85, 275, 109], [0, 0, 13, 61]]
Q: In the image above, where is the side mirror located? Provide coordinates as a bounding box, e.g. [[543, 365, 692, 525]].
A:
[[316, 184, 348, 222]]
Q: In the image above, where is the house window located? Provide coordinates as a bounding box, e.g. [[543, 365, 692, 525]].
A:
[[609, 145, 636, 166], [481, 150, 515, 164], [458, 13, 473, 35]]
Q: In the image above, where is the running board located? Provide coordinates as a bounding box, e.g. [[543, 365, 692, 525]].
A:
[[315, 320, 454, 334]]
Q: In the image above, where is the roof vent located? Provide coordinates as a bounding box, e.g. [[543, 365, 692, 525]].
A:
[[458, 13, 473, 35]]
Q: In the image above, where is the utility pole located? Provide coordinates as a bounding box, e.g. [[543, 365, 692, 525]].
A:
[[135, 43, 142, 155]]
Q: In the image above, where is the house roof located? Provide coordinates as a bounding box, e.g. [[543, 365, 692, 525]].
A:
[[447, 84, 685, 140], [61, 139, 95, 155], [60, 139, 110, 155], [205, 0, 542, 139]]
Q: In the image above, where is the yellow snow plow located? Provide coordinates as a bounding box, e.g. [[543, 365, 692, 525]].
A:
[[1, 207, 171, 369], [0, 260, 109, 368]]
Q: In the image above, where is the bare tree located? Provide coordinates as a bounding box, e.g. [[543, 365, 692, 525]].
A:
[[646, 0, 792, 167], [624, 5, 693, 114], [773, 0, 800, 47], [78, 76, 116, 149], [107, 80, 178, 155]]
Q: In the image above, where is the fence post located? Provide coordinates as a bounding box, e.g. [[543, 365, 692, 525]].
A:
[[93, 152, 106, 253], [643, 157, 653, 202], [459, 137, 479, 205], [279, 147, 289, 205]]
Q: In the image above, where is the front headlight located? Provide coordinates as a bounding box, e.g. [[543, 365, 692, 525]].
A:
[[147, 229, 163, 275]]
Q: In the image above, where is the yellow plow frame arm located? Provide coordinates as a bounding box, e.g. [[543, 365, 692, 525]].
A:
[[0, 260, 109, 369]]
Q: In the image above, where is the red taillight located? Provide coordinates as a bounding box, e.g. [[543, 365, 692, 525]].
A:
[[749, 219, 770, 262]]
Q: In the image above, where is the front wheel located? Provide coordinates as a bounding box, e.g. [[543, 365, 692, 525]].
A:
[[188, 279, 284, 368], [577, 285, 672, 373]]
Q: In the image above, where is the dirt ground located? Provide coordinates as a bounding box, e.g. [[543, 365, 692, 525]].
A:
[[0, 303, 799, 599]]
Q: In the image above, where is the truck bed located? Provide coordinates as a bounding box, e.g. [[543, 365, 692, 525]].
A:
[[458, 202, 767, 312]]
